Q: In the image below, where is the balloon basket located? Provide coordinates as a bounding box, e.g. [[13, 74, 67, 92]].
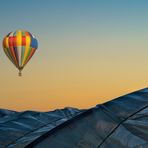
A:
[[18, 70, 22, 77]]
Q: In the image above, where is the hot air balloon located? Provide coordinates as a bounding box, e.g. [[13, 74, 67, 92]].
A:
[[2, 30, 38, 76]]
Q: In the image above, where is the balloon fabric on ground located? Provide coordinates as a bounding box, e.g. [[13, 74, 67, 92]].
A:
[[0, 88, 148, 148], [2, 30, 38, 76]]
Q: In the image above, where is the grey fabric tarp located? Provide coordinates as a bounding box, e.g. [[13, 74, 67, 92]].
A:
[[0, 108, 81, 148], [0, 88, 148, 148]]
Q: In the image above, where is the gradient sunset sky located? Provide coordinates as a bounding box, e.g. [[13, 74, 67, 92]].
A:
[[0, 0, 148, 111]]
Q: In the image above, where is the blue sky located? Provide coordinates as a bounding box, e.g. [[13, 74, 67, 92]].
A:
[[1, 0, 148, 111]]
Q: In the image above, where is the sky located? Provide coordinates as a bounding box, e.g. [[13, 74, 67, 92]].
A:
[[0, 0, 148, 111]]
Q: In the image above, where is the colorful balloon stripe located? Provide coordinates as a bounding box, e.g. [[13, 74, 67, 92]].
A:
[[24, 48, 36, 67]]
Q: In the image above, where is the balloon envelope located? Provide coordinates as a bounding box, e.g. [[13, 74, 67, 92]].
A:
[[3, 30, 38, 75]]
